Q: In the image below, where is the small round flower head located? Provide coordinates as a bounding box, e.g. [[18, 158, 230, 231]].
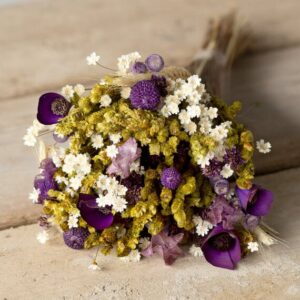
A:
[[131, 61, 147, 74], [145, 54, 164, 72], [63, 228, 89, 250], [53, 132, 68, 143], [130, 79, 161, 110], [160, 167, 182, 190]]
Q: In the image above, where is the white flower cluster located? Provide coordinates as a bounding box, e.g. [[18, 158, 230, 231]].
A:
[[129, 159, 145, 175], [161, 75, 232, 168], [68, 210, 81, 229], [28, 187, 40, 203], [86, 52, 100, 66], [247, 241, 259, 252], [189, 244, 203, 257], [61, 84, 85, 98], [100, 94, 112, 107], [36, 230, 49, 244], [23, 119, 44, 147], [95, 174, 128, 213], [193, 215, 214, 237], [49, 146, 66, 168], [117, 52, 141, 75]]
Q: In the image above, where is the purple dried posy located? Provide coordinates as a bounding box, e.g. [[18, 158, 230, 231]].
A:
[[37, 92, 71, 125], [130, 79, 161, 110], [160, 167, 182, 190], [201, 225, 241, 270], [145, 54, 164, 72], [236, 184, 273, 217], [63, 228, 89, 250], [78, 194, 114, 230], [131, 61, 147, 74]]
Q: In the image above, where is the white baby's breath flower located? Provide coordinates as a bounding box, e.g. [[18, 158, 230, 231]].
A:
[[187, 75, 202, 89], [100, 94, 112, 107], [23, 119, 44, 147], [117, 52, 141, 74], [210, 124, 228, 141], [178, 109, 191, 125], [189, 244, 203, 257], [91, 134, 104, 149], [96, 174, 110, 191], [62, 153, 91, 175], [160, 105, 171, 117], [121, 87, 131, 99], [61, 85, 74, 99], [88, 262, 101, 271], [74, 84, 85, 96], [113, 196, 128, 213], [109, 133, 122, 144], [55, 175, 69, 185], [68, 211, 80, 228], [69, 174, 84, 191], [106, 144, 119, 159], [187, 105, 201, 118], [220, 164, 234, 179], [247, 241, 259, 252], [205, 107, 218, 120], [29, 187, 40, 203], [167, 102, 180, 115], [199, 118, 212, 134], [86, 52, 100, 65], [36, 230, 49, 244], [193, 216, 213, 236], [184, 121, 197, 135], [196, 154, 212, 168], [256, 139, 272, 154], [120, 250, 141, 263]]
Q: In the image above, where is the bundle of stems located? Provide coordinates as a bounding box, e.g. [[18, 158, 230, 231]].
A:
[[187, 11, 251, 98]]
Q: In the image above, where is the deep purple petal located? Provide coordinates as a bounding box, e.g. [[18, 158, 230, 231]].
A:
[[37, 93, 71, 125], [201, 225, 241, 270], [235, 185, 258, 210], [78, 194, 113, 230], [248, 188, 273, 216]]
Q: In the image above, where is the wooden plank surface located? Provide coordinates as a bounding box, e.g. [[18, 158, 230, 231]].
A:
[[1, 0, 300, 100], [1, 167, 299, 300]]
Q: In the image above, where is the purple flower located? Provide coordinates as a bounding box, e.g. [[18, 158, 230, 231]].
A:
[[129, 80, 161, 110], [145, 54, 164, 72], [236, 185, 273, 217], [107, 138, 142, 179], [151, 75, 168, 97], [53, 132, 69, 143], [39, 158, 57, 178], [63, 228, 89, 249], [205, 196, 244, 230], [37, 92, 71, 125], [202, 159, 223, 178], [141, 231, 184, 265], [160, 167, 182, 190], [121, 172, 144, 205], [78, 194, 113, 230], [210, 177, 229, 195], [224, 147, 244, 170], [131, 61, 147, 74], [201, 225, 241, 270]]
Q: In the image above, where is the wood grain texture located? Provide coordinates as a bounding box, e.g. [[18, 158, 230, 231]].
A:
[[1, 0, 300, 100], [1, 168, 299, 300]]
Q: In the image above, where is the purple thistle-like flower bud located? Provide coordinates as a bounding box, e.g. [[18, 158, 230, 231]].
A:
[[130, 79, 161, 110], [160, 167, 182, 190], [202, 159, 223, 178], [210, 177, 229, 195], [131, 61, 147, 74], [63, 228, 89, 250], [145, 54, 164, 72], [224, 147, 244, 170]]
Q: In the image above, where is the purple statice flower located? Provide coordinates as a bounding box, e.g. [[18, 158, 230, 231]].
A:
[[39, 158, 57, 178], [201, 225, 241, 270], [131, 61, 147, 74], [204, 196, 244, 230], [202, 159, 223, 178], [129, 79, 161, 110], [160, 167, 182, 190], [236, 184, 273, 217], [210, 177, 229, 195], [121, 172, 144, 205], [151, 75, 168, 97], [141, 231, 184, 265], [78, 194, 114, 231], [37, 93, 71, 125], [145, 54, 164, 72], [63, 227, 89, 250], [107, 138, 142, 179], [34, 175, 57, 204], [224, 147, 244, 170]]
